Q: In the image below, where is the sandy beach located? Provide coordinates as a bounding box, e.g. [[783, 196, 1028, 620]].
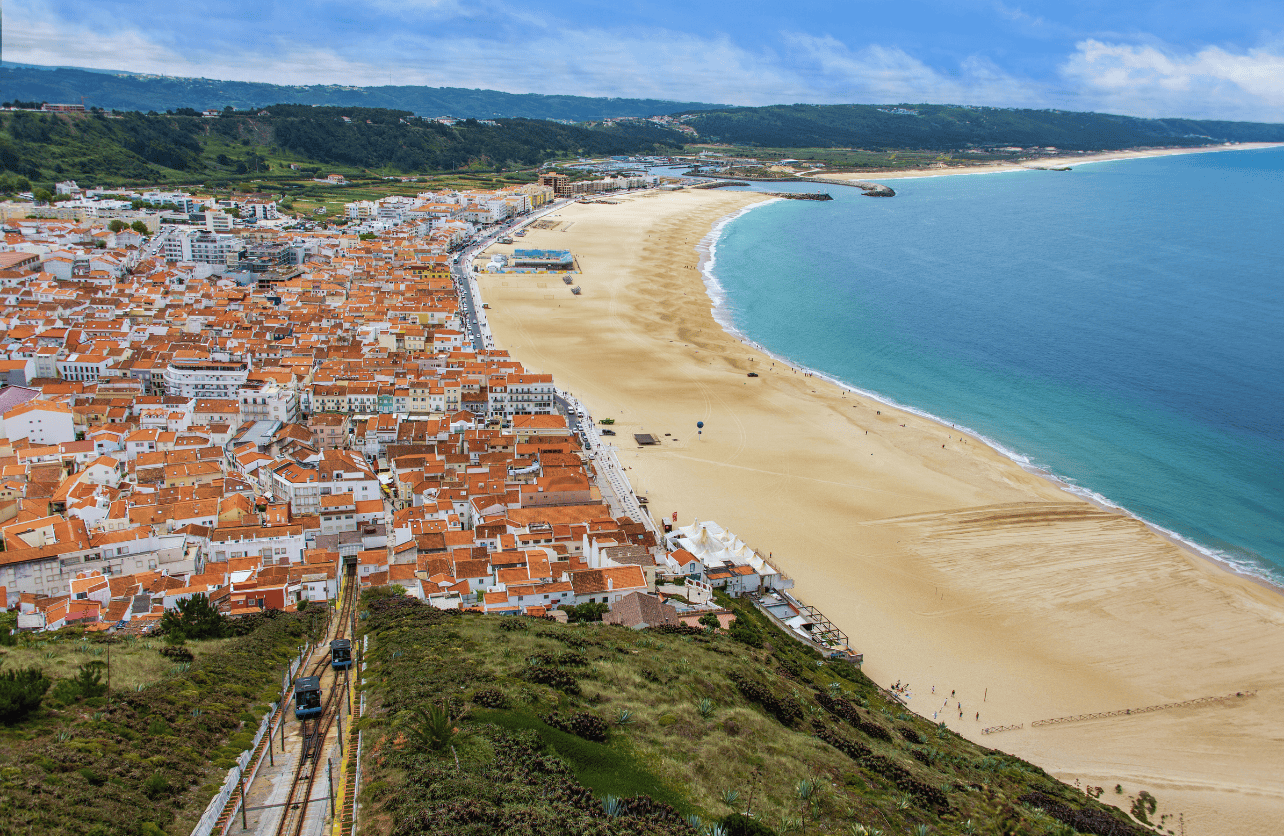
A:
[[804, 142, 1284, 181], [477, 185, 1284, 835]]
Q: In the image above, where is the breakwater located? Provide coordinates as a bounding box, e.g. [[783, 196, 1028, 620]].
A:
[[764, 192, 833, 201]]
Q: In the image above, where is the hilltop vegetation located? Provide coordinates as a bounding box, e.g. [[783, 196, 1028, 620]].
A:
[[0, 66, 729, 122], [357, 589, 1154, 836], [0, 610, 322, 836], [678, 104, 1284, 150], [0, 106, 686, 188]]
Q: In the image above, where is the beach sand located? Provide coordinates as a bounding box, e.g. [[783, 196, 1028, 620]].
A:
[[477, 186, 1284, 835], [808, 141, 1284, 180]]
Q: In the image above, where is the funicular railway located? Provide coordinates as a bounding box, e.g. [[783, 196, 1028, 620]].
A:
[[272, 563, 359, 836]]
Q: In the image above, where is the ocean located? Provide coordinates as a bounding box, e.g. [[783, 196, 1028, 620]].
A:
[[701, 148, 1284, 584]]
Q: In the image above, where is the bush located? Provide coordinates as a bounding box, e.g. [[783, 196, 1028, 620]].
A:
[[522, 665, 580, 694], [542, 710, 609, 743], [728, 617, 763, 648], [142, 772, 170, 799], [159, 645, 194, 663], [729, 672, 802, 727], [721, 812, 778, 836], [0, 666, 51, 724], [473, 688, 509, 709]]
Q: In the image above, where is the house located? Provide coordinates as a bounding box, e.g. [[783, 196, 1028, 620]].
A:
[[603, 591, 679, 629]]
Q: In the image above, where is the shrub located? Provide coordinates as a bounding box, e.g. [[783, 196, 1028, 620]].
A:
[[0, 666, 51, 724], [159, 645, 194, 663], [698, 613, 721, 631], [142, 772, 170, 799], [721, 813, 777, 836], [1019, 791, 1150, 836], [728, 617, 763, 648], [648, 623, 703, 637], [542, 710, 609, 742], [729, 671, 802, 727], [522, 665, 580, 694], [473, 688, 509, 709]]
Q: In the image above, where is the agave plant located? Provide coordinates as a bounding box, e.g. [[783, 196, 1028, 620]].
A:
[[601, 795, 624, 817], [685, 814, 704, 830], [911, 825, 931, 836], [894, 793, 912, 810], [614, 708, 634, 726], [697, 698, 714, 719], [721, 789, 739, 806], [828, 682, 843, 696], [704, 825, 726, 836], [960, 820, 977, 834]]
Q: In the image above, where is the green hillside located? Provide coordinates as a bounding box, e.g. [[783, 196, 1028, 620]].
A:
[[678, 104, 1284, 150], [0, 106, 686, 189], [0, 65, 729, 122], [357, 589, 1160, 836]]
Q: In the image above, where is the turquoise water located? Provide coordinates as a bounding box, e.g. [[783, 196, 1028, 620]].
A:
[[706, 148, 1284, 583]]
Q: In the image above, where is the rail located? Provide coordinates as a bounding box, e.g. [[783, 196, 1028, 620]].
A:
[[981, 724, 1024, 736], [273, 565, 359, 836]]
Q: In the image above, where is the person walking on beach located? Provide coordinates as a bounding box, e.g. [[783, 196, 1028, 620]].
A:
[[975, 712, 979, 721]]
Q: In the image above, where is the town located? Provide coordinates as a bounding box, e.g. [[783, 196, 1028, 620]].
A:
[[0, 177, 848, 657]]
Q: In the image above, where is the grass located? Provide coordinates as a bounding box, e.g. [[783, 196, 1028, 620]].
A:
[[356, 592, 1156, 836], [473, 708, 687, 811], [0, 635, 232, 694]]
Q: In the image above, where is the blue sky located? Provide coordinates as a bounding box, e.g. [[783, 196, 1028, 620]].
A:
[[8, 0, 1284, 120]]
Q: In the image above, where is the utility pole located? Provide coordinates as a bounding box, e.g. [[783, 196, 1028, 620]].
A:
[[326, 759, 335, 819], [238, 767, 248, 830]]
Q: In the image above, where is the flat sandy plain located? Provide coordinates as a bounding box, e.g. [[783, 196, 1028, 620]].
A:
[[810, 142, 1284, 179], [477, 182, 1284, 835]]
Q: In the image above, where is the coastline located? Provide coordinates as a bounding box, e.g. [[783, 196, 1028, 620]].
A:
[[693, 197, 1284, 595], [808, 141, 1284, 181], [477, 187, 1284, 835]]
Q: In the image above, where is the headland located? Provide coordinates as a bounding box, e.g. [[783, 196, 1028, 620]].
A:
[[476, 184, 1284, 835]]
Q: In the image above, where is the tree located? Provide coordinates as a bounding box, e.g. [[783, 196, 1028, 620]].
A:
[[74, 661, 108, 698], [0, 666, 52, 724], [130, 220, 149, 234], [33, 188, 53, 204], [108, 219, 127, 233], [698, 612, 721, 631], [159, 592, 226, 640]]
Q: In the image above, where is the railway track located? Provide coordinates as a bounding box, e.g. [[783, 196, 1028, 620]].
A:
[[273, 566, 358, 836]]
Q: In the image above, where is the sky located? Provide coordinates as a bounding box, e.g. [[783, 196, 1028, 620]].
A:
[[7, 0, 1284, 121]]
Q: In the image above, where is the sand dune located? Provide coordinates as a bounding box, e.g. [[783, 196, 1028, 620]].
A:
[[477, 188, 1284, 835]]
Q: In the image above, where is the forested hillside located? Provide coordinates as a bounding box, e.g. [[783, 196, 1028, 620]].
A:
[[0, 106, 686, 188], [0, 65, 728, 121], [679, 104, 1284, 150]]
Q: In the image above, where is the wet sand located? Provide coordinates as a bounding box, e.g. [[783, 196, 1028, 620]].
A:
[[477, 187, 1284, 835]]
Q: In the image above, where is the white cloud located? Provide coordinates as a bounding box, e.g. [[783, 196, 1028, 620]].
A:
[[781, 34, 1045, 107], [1060, 39, 1284, 121]]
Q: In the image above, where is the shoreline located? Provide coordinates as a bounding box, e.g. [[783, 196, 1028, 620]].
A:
[[807, 141, 1284, 181], [477, 187, 1284, 835], [694, 195, 1284, 596]]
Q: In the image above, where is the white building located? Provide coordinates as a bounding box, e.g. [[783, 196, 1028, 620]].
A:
[[2, 400, 76, 446], [164, 356, 250, 399], [239, 382, 299, 425]]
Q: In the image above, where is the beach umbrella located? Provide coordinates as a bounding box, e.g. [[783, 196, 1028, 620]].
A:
[[697, 420, 704, 436]]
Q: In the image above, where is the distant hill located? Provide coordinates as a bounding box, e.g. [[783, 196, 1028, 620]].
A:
[[678, 103, 1284, 150], [0, 64, 731, 121], [0, 105, 688, 188]]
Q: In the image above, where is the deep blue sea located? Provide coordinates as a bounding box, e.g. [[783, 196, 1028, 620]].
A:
[[702, 148, 1284, 584]]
